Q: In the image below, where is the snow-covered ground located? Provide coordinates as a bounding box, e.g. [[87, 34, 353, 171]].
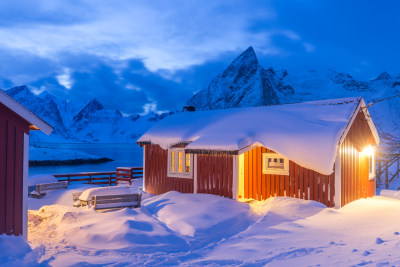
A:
[[12, 179, 400, 266]]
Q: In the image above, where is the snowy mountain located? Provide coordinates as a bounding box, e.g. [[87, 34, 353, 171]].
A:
[[188, 47, 293, 110], [188, 46, 400, 149], [4, 86, 170, 143]]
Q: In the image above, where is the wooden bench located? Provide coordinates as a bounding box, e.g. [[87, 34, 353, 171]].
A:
[[93, 193, 142, 210], [29, 181, 68, 198]]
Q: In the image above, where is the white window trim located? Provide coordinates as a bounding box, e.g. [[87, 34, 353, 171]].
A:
[[369, 152, 376, 180], [167, 148, 193, 179], [262, 153, 289, 175]]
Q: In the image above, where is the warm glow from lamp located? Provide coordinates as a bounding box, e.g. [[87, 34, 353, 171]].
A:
[[362, 145, 374, 156]]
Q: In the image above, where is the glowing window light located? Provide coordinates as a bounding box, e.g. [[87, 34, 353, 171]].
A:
[[362, 145, 374, 156]]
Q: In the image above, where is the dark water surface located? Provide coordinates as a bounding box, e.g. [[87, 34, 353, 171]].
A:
[[29, 143, 143, 175]]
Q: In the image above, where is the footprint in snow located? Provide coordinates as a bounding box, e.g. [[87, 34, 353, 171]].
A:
[[352, 249, 358, 252], [394, 232, 399, 235], [362, 250, 371, 256], [376, 238, 384, 244]]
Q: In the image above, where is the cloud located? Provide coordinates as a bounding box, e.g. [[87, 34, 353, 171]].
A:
[[0, 0, 293, 72], [0, 0, 317, 115]]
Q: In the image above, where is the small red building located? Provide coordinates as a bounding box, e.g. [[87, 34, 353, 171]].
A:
[[138, 97, 379, 208], [0, 89, 53, 238]]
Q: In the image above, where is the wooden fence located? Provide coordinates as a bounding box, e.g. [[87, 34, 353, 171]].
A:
[[53, 167, 143, 186]]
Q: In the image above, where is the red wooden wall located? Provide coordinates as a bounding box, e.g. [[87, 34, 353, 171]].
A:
[[341, 111, 376, 206], [144, 144, 193, 195], [243, 147, 335, 207], [144, 145, 233, 198], [197, 153, 233, 198], [0, 103, 29, 236]]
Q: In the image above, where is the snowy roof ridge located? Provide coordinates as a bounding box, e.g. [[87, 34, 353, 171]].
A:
[[0, 89, 53, 135], [138, 97, 378, 175]]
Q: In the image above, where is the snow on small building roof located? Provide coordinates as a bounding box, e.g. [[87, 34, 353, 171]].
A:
[[138, 97, 379, 175], [0, 89, 53, 135]]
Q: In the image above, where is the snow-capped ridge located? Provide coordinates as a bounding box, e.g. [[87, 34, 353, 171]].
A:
[[375, 71, 391, 81]]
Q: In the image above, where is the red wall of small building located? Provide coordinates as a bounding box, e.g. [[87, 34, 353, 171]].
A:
[[0, 103, 29, 236], [144, 144, 234, 198], [144, 144, 194, 195]]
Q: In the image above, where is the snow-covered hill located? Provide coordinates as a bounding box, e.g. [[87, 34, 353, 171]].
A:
[[4, 86, 172, 143], [188, 46, 400, 149]]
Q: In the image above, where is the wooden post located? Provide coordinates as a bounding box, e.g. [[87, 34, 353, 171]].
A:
[[397, 158, 399, 179], [89, 174, 92, 184], [68, 175, 70, 185], [109, 173, 112, 186], [385, 157, 389, 189]]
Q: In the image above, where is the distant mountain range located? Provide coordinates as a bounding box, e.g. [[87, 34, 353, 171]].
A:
[[5, 86, 171, 143], [4, 46, 400, 147], [188, 46, 400, 148]]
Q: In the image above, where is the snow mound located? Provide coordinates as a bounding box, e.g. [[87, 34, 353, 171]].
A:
[[30, 205, 187, 252], [380, 189, 400, 200], [144, 191, 253, 242], [79, 186, 133, 202], [250, 197, 326, 219], [0, 235, 42, 266], [28, 174, 58, 186]]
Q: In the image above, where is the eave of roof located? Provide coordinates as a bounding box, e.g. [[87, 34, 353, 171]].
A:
[[0, 89, 54, 135]]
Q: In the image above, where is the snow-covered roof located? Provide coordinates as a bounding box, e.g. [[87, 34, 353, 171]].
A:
[[0, 89, 53, 135], [138, 97, 379, 175]]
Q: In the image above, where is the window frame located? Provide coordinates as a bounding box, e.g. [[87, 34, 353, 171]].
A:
[[167, 148, 193, 179], [262, 153, 289, 175], [368, 152, 376, 180]]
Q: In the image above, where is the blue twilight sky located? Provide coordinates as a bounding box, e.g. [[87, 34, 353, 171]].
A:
[[0, 0, 399, 115]]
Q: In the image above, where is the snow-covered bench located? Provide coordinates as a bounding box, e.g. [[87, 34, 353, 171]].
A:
[[93, 193, 141, 210], [29, 181, 69, 198], [75, 186, 141, 209]]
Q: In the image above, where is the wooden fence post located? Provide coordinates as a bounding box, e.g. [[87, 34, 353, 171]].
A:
[[385, 157, 389, 189]]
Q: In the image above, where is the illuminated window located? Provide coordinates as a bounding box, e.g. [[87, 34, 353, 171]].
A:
[[168, 148, 193, 178], [262, 153, 289, 175], [185, 153, 191, 173]]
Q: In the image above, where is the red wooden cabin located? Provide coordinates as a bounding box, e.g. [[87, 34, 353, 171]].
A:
[[0, 90, 53, 238], [138, 97, 379, 208]]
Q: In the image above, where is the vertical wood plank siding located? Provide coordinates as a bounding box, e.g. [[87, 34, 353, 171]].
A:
[[0, 103, 29, 236], [243, 147, 336, 208], [144, 144, 233, 198], [341, 111, 376, 206], [196, 153, 233, 198], [144, 144, 194, 195]]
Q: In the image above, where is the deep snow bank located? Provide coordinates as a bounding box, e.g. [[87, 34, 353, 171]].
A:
[[28, 191, 253, 254], [144, 191, 253, 243], [0, 235, 43, 266]]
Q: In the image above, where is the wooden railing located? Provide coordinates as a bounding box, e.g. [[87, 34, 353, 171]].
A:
[[53, 167, 143, 186]]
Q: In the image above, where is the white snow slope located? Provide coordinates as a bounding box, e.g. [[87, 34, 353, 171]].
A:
[[21, 182, 400, 266]]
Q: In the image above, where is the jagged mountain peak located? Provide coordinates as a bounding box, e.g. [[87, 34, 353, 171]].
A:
[[73, 98, 105, 122], [6, 85, 33, 97], [187, 46, 285, 110], [86, 98, 104, 111], [233, 46, 258, 66], [375, 71, 391, 80], [221, 46, 259, 79]]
